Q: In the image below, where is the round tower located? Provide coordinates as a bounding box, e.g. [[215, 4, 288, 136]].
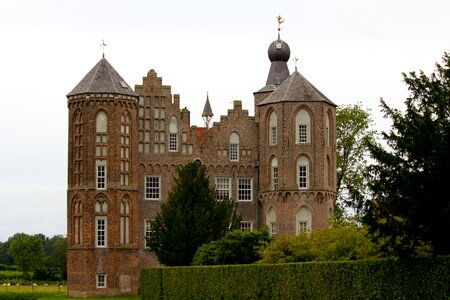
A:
[[66, 58, 140, 297], [255, 18, 337, 236]]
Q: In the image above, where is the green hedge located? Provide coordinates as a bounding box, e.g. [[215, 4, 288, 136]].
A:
[[141, 257, 450, 299]]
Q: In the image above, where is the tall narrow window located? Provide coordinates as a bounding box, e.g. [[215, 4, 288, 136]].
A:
[[327, 155, 332, 188], [296, 206, 312, 235], [326, 113, 331, 147], [120, 199, 130, 245], [95, 197, 108, 247], [73, 110, 83, 186], [96, 111, 107, 190], [169, 116, 178, 152], [144, 219, 154, 249], [297, 156, 310, 189], [229, 132, 239, 161], [145, 176, 160, 200], [296, 109, 311, 144], [96, 161, 106, 190], [267, 208, 276, 237], [120, 112, 131, 186], [215, 178, 231, 200], [269, 111, 278, 146], [73, 197, 83, 245], [237, 178, 252, 201], [271, 157, 278, 190]]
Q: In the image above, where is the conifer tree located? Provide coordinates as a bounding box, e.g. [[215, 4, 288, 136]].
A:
[[364, 53, 450, 256], [148, 161, 235, 266]]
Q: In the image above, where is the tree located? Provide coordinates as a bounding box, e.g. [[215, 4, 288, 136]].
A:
[[336, 103, 376, 215], [148, 161, 236, 266], [364, 52, 450, 257], [192, 229, 271, 265], [8, 233, 45, 279]]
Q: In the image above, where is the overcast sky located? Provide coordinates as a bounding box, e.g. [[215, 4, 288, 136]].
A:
[[0, 0, 448, 242]]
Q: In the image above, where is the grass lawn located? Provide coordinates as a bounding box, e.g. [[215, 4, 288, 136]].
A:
[[0, 284, 139, 299]]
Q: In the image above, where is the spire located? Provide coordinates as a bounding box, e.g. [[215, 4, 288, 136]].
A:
[[277, 15, 284, 39], [100, 39, 107, 59], [202, 92, 214, 129]]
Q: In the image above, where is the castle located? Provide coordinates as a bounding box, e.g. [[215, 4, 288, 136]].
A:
[[66, 22, 336, 297]]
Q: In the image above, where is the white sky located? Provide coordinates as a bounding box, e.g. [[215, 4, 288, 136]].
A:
[[0, 0, 448, 242]]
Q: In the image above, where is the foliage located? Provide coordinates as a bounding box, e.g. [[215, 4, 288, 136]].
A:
[[141, 257, 450, 299], [258, 222, 380, 263], [336, 102, 376, 215], [192, 229, 272, 265], [148, 161, 237, 266], [0, 237, 18, 266], [8, 234, 45, 279], [364, 52, 450, 257]]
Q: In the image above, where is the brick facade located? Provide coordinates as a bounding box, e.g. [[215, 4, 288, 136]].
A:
[[66, 35, 336, 296]]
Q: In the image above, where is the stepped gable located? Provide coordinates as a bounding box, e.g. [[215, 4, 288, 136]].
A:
[[67, 58, 137, 97], [257, 71, 336, 106]]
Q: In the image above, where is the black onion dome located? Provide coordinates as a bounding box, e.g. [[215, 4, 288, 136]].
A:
[[268, 39, 291, 62]]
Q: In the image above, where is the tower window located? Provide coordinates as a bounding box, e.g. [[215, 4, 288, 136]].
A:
[[169, 116, 178, 152], [296, 206, 312, 235], [271, 157, 278, 190], [96, 274, 107, 288], [96, 161, 107, 190], [269, 111, 278, 146], [296, 109, 311, 144], [120, 200, 130, 245], [95, 216, 107, 247], [297, 156, 310, 189], [144, 219, 154, 249]]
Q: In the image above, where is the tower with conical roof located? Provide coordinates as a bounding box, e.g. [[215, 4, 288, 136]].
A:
[[66, 57, 140, 297], [255, 17, 337, 236]]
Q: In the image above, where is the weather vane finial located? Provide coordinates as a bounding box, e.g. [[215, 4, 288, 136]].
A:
[[277, 15, 284, 39], [100, 39, 107, 58], [293, 57, 299, 71]]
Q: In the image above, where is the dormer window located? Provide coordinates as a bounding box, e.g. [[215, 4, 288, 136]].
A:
[[276, 42, 282, 49]]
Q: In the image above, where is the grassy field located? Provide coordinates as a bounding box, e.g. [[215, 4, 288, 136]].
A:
[[0, 284, 139, 299]]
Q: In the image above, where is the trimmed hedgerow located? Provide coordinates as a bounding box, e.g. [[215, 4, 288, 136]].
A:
[[141, 257, 450, 299]]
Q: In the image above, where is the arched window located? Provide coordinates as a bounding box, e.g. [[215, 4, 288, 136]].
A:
[[269, 111, 278, 146], [169, 116, 178, 152], [267, 208, 276, 236], [296, 109, 311, 144], [73, 197, 83, 245], [73, 110, 83, 186], [95, 197, 108, 247], [297, 156, 310, 189], [120, 199, 130, 245], [229, 132, 239, 162], [120, 112, 131, 186], [326, 112, 331, 147], [96, 111, 108, 190], [296, 206, 312, 234], [271, 157, 278, 190]]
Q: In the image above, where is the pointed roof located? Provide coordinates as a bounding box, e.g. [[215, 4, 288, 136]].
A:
[[202, 94, 214, 117], [257, 71, 336, 107], [67, 58, 137, 97]]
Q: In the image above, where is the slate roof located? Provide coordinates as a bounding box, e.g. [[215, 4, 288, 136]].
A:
[[202, 94, 214, 117], [257, 71, 336, 107], [67, 58, 138, 97]]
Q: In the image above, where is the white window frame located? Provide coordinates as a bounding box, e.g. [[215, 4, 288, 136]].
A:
[[267, 208, 276, 237], [240, 221, 253, 231], [296, 109, 311, 144], [96, 274, 107, 288], [296, 206, 312, 235], [145, 176, 161, 200], [269, 222, 276, 237], [237, 178, 252, 202], [215, 177, 231, 201], [144, 219, 154, 249], [297, 156, 309, 189], [229, 132, 239, 162], [169, 133, 178, 152], [271, 157, 278, 191], [269, 111, 277, 146], [95, 216, 107, 248], [96, 161, 107, 190]]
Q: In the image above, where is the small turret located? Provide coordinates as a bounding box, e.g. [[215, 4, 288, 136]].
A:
[[202, 92, 214, 129]]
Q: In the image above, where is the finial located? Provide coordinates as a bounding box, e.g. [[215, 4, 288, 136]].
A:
[[277, 15, 284, 39], [100, 39, 107, 58], [293, 57, 298, 71]]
